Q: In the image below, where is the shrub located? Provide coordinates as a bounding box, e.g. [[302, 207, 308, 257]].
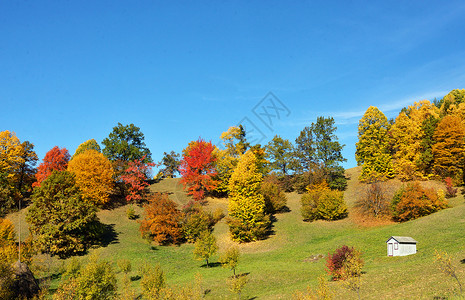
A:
[[261, 177, 287, 214], [444, 177, 458, 198], [301, 182, 347, 221], [141, 264, 166, 299], [182, 203, 216, 243], [358, 182, 390, 218], [140, 193, 183, 245], [117, 259, 132, 274], [326, 245, 363, 281], [391, 182, 448, 222], [126, 206, 136, 220]]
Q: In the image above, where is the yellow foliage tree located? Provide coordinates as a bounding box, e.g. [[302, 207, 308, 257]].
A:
[[68, 149, 114, 206], [390, 100, 439, 180], [432, 115, 465, 183], [0, 130, 23, 179], [215, 126, 249, 195], [355, 106, 394, 182], [228, 150, 269, 242]]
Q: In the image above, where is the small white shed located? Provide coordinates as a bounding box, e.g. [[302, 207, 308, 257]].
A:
[[386, 236, 417, 256]]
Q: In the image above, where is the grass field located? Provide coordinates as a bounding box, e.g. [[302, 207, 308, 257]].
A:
[[7, 168, 465, 299]]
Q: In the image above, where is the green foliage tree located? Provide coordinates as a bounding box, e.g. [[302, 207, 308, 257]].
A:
[[26, 171, 99, 258], [312, 117, 346, 171], [265, 135, 297, 175], [417, 115, 439, 177], [220, 246, 240, 276], [72, 139, 101, 159], [356, 106, 394, 182], [160, 151, 181, 178], [294, 126, 316, 173], [102, 122, 152, 163], [193, 231, 218, 267], [228, 150, 270, 242], [432, 115, 465, 183]]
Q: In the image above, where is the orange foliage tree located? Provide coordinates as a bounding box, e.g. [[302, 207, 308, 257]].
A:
[[179, 139, 218, 201], [432, 115, 465, 183], [33, 146, 70, 188], [391, 182, 448, 222], [68, 149, 114, 206], [139, 193, 183, 245]]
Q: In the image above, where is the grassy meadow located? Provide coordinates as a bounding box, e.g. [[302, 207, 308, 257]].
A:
[[7, 167, 465, 299]]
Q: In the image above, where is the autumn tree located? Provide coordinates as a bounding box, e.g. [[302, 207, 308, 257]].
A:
[[193, 231, 218, 267], [120, 155, 155, 202], [261, 174, 287, 214], [179, 139, 218, 201], [68, 149, 114, 206], [356, 106, 394, 182], [72, 139, 101, 159], [0, 131, 38, 204], [358, 182, 390, 218], [160, 151, 181, 178], [301, 181, 347, 221], [265, 135, 297, 175], [438, 89, 465, 117], [391, 182, 448, 222], [27, 171, 100, 258], [215, 126, 249, 195], [33, 146, 70, 187], [140, 193, 183, 245], [220, 246, 240, 276], [390, 101, 439, 180], [432, 115, 465, 183], [228, 150, 270, 242]]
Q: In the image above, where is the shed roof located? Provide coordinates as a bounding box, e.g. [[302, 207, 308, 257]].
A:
[[386, 236, 417, 244]]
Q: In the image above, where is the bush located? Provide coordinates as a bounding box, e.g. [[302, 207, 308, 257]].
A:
[[326, 245, 363, 281], [261, 176, 287, 214], [193, 231, 218, 267], [140, 193, 183, 245], [126, 206, 137, 220], [391, 182, 448, 222], [301, 182, 347, 221], [357, 182, 390, 218], [444, 177, 458, 198], [141, 264, 166, 299]]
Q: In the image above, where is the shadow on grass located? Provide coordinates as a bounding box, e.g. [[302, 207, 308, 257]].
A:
[[460, 258, 465, 264], [130, 275, 141, 281], [92, 222, 119, 248], [200, 262, 222, 268]]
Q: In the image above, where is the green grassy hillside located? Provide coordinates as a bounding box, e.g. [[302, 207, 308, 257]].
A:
[[7, 169, 465, 299]]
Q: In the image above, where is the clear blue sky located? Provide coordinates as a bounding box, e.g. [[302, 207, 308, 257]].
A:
[[2, 1, 465, 170]]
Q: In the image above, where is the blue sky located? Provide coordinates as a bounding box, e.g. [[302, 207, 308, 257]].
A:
[[1, 1, 465, 170]]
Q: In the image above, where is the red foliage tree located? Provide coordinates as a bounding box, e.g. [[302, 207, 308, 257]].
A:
[[33, 146, 70, 187], [120, 155, 156, 202], [179, 139, 218, 201], [326, 245, 362, 280]]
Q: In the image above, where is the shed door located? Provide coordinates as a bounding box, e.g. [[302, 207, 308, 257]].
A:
[[388, 243, 393, 256]]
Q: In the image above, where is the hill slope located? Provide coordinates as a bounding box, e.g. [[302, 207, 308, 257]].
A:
[[7, 168, 465, 299]]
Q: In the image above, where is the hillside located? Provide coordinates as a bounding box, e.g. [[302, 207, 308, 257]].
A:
[[7, 168, 465, 299]]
